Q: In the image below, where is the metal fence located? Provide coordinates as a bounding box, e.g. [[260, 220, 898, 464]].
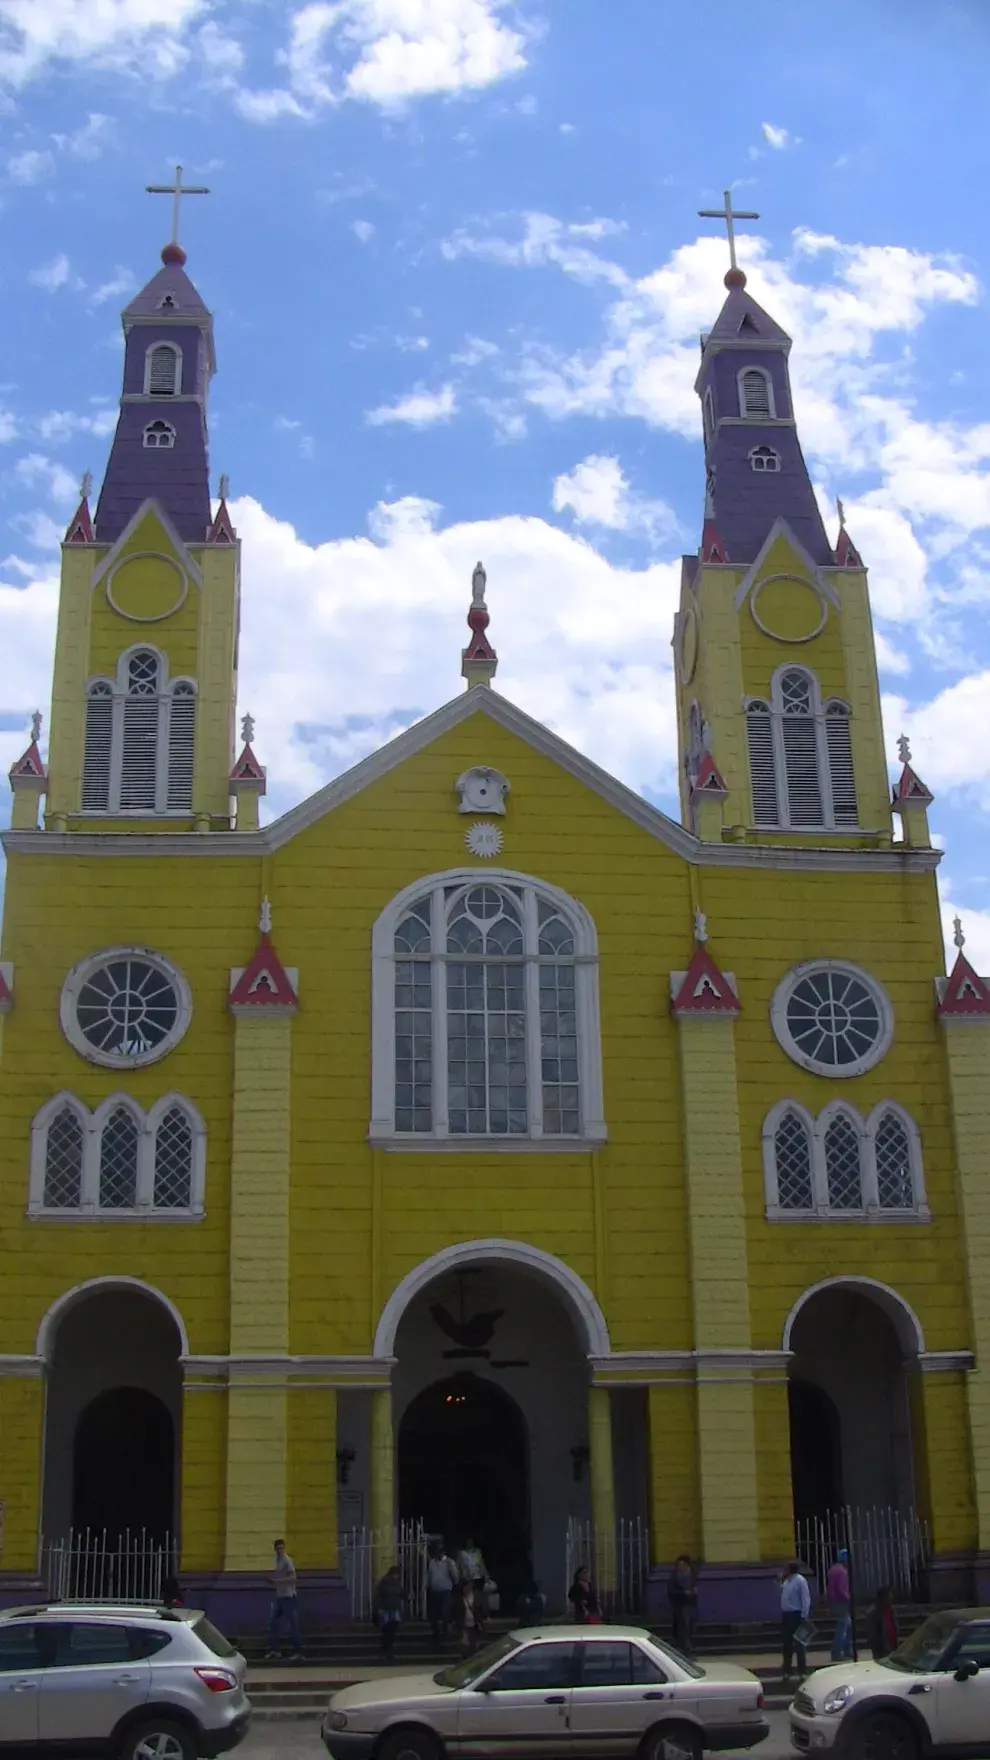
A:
[[45, 1530, 177, 1603], [565, 1515, 651, 1615], [340, 1518, 430, 1621], [796, 1506, 932, 1601]]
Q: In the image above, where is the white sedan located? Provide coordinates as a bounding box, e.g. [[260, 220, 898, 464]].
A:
[[322, 1624, 770, 1760]]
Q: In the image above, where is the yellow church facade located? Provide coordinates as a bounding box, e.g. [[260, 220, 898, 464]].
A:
[[3, 236, 990, 1628]]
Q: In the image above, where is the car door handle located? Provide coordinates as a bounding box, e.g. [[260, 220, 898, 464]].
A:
[[11, 1682, 39, 1692], [113, 1674, 140, 1684], [909, 1685, 932, 1695], [545, 1695, 566, 1704], [644, 1692, 668, 1701]]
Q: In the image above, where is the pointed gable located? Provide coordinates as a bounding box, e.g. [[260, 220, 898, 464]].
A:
[[9, 740, 47, 785], [692, 753, 728, 798], [0, 965, 12, 1014], [229, 934, 298, 1011], [704, 286, 792, 351], [123, 263, 212, 325], [65, 494, 94, 544], [894, 763, 934, 807], [700, 518, 729, 564], [230, 743, 266, 786], [207, 498, 237, 544], [834, 525, 863, 567], [671, 944, 740, 1015], [939, 951, 990, 1018]]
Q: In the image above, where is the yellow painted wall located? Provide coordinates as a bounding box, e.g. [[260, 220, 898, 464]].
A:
[[180, 1388, 228, 1571], [0, 1380, 44, 1570]]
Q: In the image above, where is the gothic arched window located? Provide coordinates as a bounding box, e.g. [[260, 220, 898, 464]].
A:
[[823, 1109, 864, 1210], [99, 1103, 140, 1209], [749, 444, 780, 473], [763, 1099, 927, 1221], [770, 1107, 814, 1211], [29, 1092, 206, 1217], [42, 1102, 85, 1210], [745, 668, 859, 829], [153, 1103, 195, 1208], [81, 650, 197, 815], [143, 420, 176, 450], [371, 871, 605, 1146], [739, 367, 774, 418], [146, 343, 181, 396]]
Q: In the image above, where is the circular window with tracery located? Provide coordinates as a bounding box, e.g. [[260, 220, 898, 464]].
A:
[[60, 948, 192, 1068], [771, 960, 893, 1078]]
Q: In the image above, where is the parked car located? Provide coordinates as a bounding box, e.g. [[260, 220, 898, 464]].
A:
[[0, 1601, 251, 1760], [321, 1624, 769, 1760], [790, 1607, 990, 1760]]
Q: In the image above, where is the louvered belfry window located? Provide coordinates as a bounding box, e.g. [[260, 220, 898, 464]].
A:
[[746, 700, 779, 825], [81, 651, 197, 815], [746, 670, 858, 830], [780, 670, 824, 826], [740, 368, 771, 417], [147, 345, 179, 395], [825, 702, 858, 824]]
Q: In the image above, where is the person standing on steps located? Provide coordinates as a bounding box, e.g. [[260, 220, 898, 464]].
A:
[[865, 1586, 899, 1659], [456, 1537, 489, 1636], [780, 1559, 812, 1683], [827, 1549, 853, 1661], [373, 1564, 404, 1664], [667, 1555, 699, 1655], [265, 1538, 303, 1661], [425, 1542, 459, 1649]]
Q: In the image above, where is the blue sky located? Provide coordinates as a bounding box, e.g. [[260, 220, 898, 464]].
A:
[[3, 0, 990, 957]]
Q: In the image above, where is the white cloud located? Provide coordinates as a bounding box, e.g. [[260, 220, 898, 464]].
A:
[[0, 0, 205, 85], [762, 122, 792, 149], [451, 335, 499, 366], [90, 267, 136, 305], [442, 212, 629, 287], [552, 453, 678, 541], [351, 218, 376, 243], [35, 408, 117, 443], [0, 410, 17, 443], [7, 146, 54, 183], [15, 453, 79, 504], [54, 111, 113, 158], [28, 253, 75, 292], [365, 384, 458, 427]]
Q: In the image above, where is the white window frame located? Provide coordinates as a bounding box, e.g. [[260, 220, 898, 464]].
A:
[[745, 667, 858, 829], [703, 386, 715, 443], [370, 868, 606, 1150], [60, 946, 193, 1070], [143, 421, 176, 450], [770, 958, 894, 1078], [749, 444, 781, 473], [144, 341, 182, 396], [738, 365, 775, 419], [29, 1091, 205, 1220], [82, 646, 197, 815], [763, 1097, 928, 1222]]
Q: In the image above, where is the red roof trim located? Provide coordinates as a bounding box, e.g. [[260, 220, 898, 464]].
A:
[[64, 495, 94, 545], [893, 763, 933, 806], [230, 742, 267, 785], [207, 499, 237, 544], [834, 527, 862, 567], [229, 934, 297, 1009], [8, 740, 47, 781], [700, 518, 729, 564], [672, 944, 740, 1015], [0, 968, 12, 1010], [940, 951, 990, 1017], [692, 752, 728, 797]]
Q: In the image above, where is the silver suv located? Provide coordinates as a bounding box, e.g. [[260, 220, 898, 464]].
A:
[[0, 1602, 251, 1760]]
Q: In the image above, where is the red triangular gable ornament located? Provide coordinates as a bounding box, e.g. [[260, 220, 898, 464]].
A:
[[65, 496, 94, 544], [230, 743, 266, 784], [672, 945, 740, 1015], [207, 499, 236, 544], [229, 935, 297, 1009], [9, 740, 46, 781], [0, 968, 12, 1011], [939, 951, 990, 1017], [834, 526, 862, 567], [893, 763, 933, 806], [700, 518, 729, 564], [693, 752, 728, 797]]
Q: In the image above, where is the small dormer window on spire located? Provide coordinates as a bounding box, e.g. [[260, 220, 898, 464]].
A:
[[146, 343, 181, 397], [143, 420, 176, 450], [159, 294, 177, 310], [739, 367, 774, 419], [749, 444, 780, 473]]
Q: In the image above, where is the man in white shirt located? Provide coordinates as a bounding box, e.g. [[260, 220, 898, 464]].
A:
[[265, 1537, 303, 1660], [780, 1560, 812, 1681], [425, 1543, 459, 1648]]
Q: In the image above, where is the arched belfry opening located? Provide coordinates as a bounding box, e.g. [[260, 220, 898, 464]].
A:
[[41, 1281, 183, 1545]]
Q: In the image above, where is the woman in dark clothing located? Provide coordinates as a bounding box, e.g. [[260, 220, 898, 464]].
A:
[[667, 1556, 698, 1655], [373, 1565, 404, 1663], [568, 1567, 603, 1625], [161, 1574, 183, 1609], [865, 1586, 898, 1659]]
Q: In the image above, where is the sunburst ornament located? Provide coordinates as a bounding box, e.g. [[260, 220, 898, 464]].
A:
[[465, 821, 503, 859]]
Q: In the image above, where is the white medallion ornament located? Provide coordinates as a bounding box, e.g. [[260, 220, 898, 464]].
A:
[[465, 822, 504, 859], [456, 766, 510, 815]]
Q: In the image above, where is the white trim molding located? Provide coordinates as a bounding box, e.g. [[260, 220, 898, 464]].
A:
[[144, 339, 182, 396], [36, 1275, 190, 1361], [763, 1096, 929, 1222], [770, 958, 894, 1078], [28, 1089, 205, 1218], [60, 948, 193, 1070], [371, 868, 606, 1148], [737, 364, 776, 419], [374, 1239, 611, 1360], [782, 1275, 926, 1357]]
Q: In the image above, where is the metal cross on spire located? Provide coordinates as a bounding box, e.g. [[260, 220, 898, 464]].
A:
[[698, 189, 760, 273], [146, 164, 210, 248]]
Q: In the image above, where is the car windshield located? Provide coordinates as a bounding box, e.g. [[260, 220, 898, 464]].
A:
[[882, 1616, 958, 1674], [647, 1638, 705, 1681], [434, 1634, 522, 1688]]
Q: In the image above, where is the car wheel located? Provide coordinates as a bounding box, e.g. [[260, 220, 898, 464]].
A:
[[849, 1713, 918, 1760], [117, 1718, 197, 1760], [378, 1728, 443, 1760], [643, 1722, 702, 1760]]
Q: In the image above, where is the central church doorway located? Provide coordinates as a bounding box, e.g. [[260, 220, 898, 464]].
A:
[[399, 1373, 529, 1603], [73, 1387, 175, 1543]]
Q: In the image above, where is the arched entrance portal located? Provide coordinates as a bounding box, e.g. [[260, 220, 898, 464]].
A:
[[73, 1387, 175, 1543], [789, 1381, 842, 1526], [41, 1281, 183, 1544], [400, 1373, 529, 1601]]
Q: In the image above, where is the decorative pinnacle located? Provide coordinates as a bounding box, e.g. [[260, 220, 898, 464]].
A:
[[30, 710, 42, 743], [260, 896, 272, 935], [241, 712, 255, 745], [836, 495, 846, 530], [462, 559, 498, 687], [146, 164, 210, 264], [471, 561, 487, 606], [219, 473, 230, 501], [897, 733, 912, 765], [79, 470, 93, 502], [694, 909, 709, 944], [954, 915, 966, 951]]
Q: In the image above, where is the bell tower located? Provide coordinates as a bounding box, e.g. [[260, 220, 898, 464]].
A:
[[673, 196, 892, 848], [42, 175, 242, 834]]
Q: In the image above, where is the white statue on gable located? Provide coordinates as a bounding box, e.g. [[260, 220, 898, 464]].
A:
[[456, 766, 510, 816]]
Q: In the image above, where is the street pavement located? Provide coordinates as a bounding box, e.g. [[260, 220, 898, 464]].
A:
[[237, 1706, 795, 1760]]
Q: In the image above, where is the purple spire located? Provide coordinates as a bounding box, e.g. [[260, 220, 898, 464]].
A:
[[94, 244, 215, 545], [693, 270, 831, 567]]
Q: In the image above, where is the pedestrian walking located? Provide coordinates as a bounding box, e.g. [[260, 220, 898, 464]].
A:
[[456, 1537, 490, 1635], [452, 1578, 479, 1655], [780, 1560, 812, 1682], [373, 1564, 404, 1664], [667, 1555, 699, 1655], [827, 1549, 853, 1661], [568, 1565, 603, 1625], [265, 1538, 303, 1660], [865, 1586, 899, 1659], [425, 1542, 459, 1649]]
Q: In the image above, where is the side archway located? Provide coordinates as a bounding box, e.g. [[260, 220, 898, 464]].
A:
[[782, 1276, 925, 1358], [37, 1275, 189, 1363], [375, 1239, 611, 1360]]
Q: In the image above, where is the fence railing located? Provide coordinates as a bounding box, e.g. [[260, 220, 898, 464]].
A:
[[340, 1518, 429, 1621], [565, 1515, 650, 1615], [796, 1506, 931, 1602], [44, 1530, 177, 1603]]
